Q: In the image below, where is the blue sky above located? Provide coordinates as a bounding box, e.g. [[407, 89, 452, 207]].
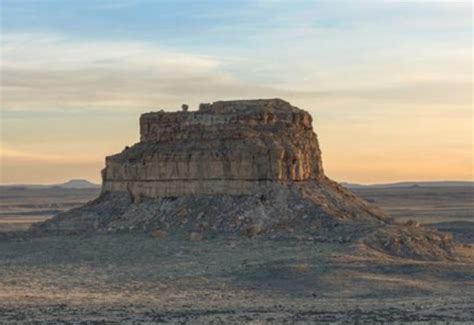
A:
[[0, 0, 472, 183]]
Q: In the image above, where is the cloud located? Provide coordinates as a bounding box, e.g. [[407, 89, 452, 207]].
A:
[[1, 29, 471, 113], [1, 32, 239, 110], [0, 32, 334, 112], [1, 32, 220, 74]]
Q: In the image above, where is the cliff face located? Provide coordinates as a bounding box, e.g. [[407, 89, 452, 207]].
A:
[[102, 99, 324, 198], [37, 98, 457, 261]]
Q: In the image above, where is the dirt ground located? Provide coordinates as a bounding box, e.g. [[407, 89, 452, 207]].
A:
[[0, 187, 100, 232], [0, 185, 472, 323], [352, 186, 474, 224], [0, 233, 472, 323]]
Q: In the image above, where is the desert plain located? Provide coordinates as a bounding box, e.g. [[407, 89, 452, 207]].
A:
[[0, 183, 472, 323]]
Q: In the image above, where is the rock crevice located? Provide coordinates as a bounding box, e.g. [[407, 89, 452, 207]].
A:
[[37, 98, 458, 261], [102, 99, 323, 199]]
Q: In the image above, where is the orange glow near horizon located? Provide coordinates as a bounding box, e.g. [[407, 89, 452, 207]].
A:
[[1, 101, 472, 185], [1, 1, 472, 185]]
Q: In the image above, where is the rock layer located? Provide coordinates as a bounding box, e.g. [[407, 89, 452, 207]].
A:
[[102, 99, 323, 199], [37, 98, 458, 261]]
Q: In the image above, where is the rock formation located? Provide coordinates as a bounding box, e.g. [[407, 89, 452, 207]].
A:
[[37, 99, 456, 260], [102, 99, 323, 199]]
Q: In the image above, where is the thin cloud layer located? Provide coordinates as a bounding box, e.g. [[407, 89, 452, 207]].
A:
[[1, 29, 471, 112], [1, 33, 232, 110]]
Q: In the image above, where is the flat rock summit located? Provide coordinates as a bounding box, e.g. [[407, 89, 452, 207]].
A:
[[103, 98, 323, 198], [38, 99, 456, 260]]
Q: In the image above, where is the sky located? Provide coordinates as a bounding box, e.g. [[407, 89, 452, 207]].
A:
[[0, 0, 472, 185]]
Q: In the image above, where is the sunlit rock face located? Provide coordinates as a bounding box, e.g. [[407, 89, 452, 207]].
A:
[[38, 98, 458, 262], [102, 99, 324, 198]]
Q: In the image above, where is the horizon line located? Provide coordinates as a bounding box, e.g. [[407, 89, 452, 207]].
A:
[[1, 179, 473, 187]]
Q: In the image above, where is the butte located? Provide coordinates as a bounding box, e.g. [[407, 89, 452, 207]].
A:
[[37, 99, 456, 260]]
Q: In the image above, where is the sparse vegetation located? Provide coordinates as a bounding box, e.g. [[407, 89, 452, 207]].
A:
[[0, 185, 472, 322]]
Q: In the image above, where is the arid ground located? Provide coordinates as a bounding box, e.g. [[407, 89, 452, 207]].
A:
[[0, 185, 472, 323]]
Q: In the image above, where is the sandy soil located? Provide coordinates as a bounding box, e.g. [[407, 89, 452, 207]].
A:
[[0, 186, 472, 323], [0, 187, 99, 232], [353, 186, 474, 224], [0, 233, 472, 323]]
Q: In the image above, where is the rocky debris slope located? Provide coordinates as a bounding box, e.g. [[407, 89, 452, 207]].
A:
[[36, 178, 384, 238], [36, 99, 458, 261], [363, 226, 456, 260]]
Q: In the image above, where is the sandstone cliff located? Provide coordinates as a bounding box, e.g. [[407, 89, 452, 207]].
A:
[[37, 98, 457, 261], [102, 99, 323, 199]]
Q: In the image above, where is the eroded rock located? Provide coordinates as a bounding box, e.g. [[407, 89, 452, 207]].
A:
[[36, 98, 458, 261], [102, 99, 323, 199]]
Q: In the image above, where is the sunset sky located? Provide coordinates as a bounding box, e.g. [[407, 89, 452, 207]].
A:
[[1, 0, 472, 185]]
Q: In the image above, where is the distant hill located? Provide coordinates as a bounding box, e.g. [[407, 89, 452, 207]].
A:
[[2, 179, 472, 190], [55, 179, 100, 189], [341, 181, 474, 189], [0, 179, 100, 190]]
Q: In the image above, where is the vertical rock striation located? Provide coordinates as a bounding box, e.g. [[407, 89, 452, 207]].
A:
[[102, 99, 324, 199], [37, 98, 458, 261]]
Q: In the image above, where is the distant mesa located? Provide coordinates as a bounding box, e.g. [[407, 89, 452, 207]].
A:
[[102, 98, 323, 198], [37, 99, 459, 261], [56, 179, 100, 189], [0, 179, 100, 190]]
